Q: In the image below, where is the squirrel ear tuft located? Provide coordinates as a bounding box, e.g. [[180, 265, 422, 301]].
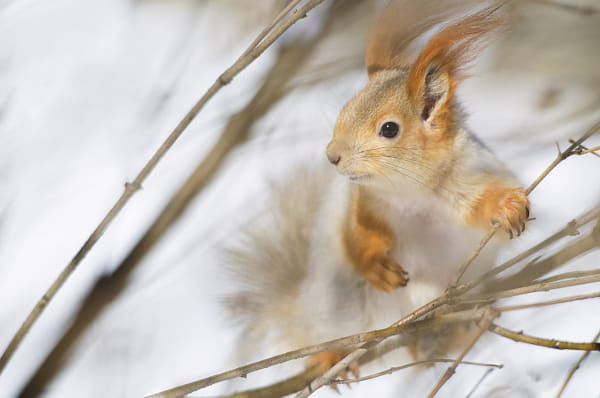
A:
[[406, 6, 505, 100], [365, 1, 460, 80], [420, 65, 450, 122]]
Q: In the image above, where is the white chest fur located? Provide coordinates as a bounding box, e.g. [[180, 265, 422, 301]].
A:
[[298, 174, 497, 344]]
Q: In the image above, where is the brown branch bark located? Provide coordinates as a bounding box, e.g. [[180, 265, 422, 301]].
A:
[[486, 218, 600, 293], [15, 1, 356, 396], [17, 9, 335, 398], [330, 359, 503, 386], [493, 291, 600, 312], [428, 308, 497, 397], [556, 328, 600, 397], [452, 121, 600, 286], [489, 323, 600, 351], [220, 367, 321, 398], [0, 0, 329, 384], [147, 307, 486, 398]]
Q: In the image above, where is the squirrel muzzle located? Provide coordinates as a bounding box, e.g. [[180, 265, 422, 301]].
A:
[[326, 139, 343, 166]]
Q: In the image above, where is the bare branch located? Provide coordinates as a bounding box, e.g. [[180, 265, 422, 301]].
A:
[[536, 269, 600, 285], [0, 0, 329, 377], [479, 275, 600, 301], [220, 367, 321, 398], [213, 124, 600, 398], [19, 3, 345, 395], [486, 218, 600, 293], [428, 308, 497, 397], [149, 307, 485, 398], [568, 140, 600, 158], [452, 224, 501, 287], [493, 291, 600, 312], [293, 296, 450, 398], [460, 206, 599, 294], [452, 121, 600, 286], [489, 323, 600, 351], [329, 358, 503, 386], [556, 328, 600, 397]]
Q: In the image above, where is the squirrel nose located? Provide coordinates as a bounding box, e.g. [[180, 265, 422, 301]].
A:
[[327, 152, 341, 165], [326, 141, 342, 165]]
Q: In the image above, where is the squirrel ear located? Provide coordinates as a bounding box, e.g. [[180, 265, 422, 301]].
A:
[[420, 65, 450, 122], [365, 1, 459, 80]]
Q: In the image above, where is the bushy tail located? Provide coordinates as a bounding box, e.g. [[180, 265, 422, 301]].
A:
[[223, 167, 330, 347]]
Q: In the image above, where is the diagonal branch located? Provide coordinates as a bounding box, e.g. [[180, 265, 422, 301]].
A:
[[556, 328, 600, 397], [488, 323, 600, 351], [329, 358, 503, 386], [428, 308, 497, 397], [17, 5, 340, 396], [147, 307, 486, 398], [452, 121, 600, 286], [0, 0, 329, 378]]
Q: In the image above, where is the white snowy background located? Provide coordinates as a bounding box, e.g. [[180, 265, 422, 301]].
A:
[[1, 0, 599, 397]]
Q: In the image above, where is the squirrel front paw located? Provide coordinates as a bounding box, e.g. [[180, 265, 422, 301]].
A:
[[362, 250, 408, 292], [489, 187, 529, 239]]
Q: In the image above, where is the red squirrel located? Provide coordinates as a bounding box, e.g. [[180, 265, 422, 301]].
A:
[[226, 0, 529, 381]]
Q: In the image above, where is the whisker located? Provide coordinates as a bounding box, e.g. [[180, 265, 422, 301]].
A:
[[361, 153, 438, 175], [366, 158, 431, 191], [366, 157, 456, 198]]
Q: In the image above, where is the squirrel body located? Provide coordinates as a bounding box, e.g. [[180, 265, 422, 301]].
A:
[[226, 0, 529, 380]]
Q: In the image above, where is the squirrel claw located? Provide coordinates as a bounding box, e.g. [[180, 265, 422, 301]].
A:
[[363, 252, 408, 292], [490, 188, 530, 239]]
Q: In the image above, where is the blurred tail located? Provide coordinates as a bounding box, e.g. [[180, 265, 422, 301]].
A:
[[223, 167, 330, 349]]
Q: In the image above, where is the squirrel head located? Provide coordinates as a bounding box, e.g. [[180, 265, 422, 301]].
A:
[[326, 2, 504, 190]]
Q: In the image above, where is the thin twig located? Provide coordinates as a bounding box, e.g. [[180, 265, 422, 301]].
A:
[[486, 219, 600, 293], [571, 142, 600, 157], [494, 291, 600, 312], [452, 121, 600, 286], [477, 274, 600, 301], [556, 328, 600, 397], [18, 6, 341, 395], [148, 307, 486, 398], [461, 208, 598, 294], [489, 323, 600, 351], [568, 139, 600, 158], [527, 122, 600, 194], [466, 368, 496, 398], [220, 367, 321, 398], [240, 0, 304, 58], [536, 269, 600, 285], [294, 297, 449, 398], [0, 0, 328, 376], [428, 308, 497, 397], [329, 358, 503, 385], [452, 224, 500, 287]]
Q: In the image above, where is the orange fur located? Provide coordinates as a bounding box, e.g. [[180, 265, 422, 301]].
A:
[[306, 349, 359, 379], [343, 187, 408, 292], [406, 7, 505, 101], [365, 0, 486, 78], [467, 184, 530, 238]]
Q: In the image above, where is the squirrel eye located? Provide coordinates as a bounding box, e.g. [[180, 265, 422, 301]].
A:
[[379, 121, 400, 138]]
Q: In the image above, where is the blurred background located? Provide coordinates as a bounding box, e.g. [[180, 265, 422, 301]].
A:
[[1, 0, 599, 397]]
